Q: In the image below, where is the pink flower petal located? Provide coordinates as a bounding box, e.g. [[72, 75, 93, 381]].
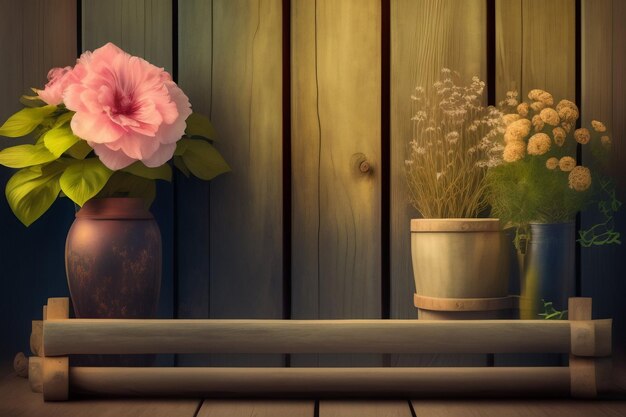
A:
[[90, 141, 136, 170]]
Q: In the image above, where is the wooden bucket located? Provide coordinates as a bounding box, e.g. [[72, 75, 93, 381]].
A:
[[410, 218, 512, 319]]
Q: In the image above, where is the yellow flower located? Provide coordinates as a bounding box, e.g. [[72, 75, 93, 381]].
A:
[[559, 156, 576, 172], [504, 131, 519, 144], [552, 127, 566, 146], [528, 89, 554, 106], [539, 108, 560, 126], [503, 141, 526, 162], [591, 120, 607, 132], [527, 133, 551, 155], [530, 101, 545, 112], [601, 135, 611, 147], [506, 118, 531, 138], [556, 100, 579, 123], [561, 122, 573, 133], [532, 114, 544, 132], [517, 102, 529, 117], [574, 128, 591, 144], [503, 113, 521, 126], [568, 166, 592, 191], [546, 157, 559, 170]]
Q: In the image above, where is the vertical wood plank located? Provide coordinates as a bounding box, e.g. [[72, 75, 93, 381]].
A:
[[176, 0, 212, 366], [495, 0, 575, 367], [291, 0, 382, 366], [0, 0, 76, 363], [390, 0, 487, 366], [81, 0, 175, 326], [209, 0, 283, 366], [496, 0, 575, 102], [581, 0, 626, 384]]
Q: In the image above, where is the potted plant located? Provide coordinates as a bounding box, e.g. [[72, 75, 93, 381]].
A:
[[486, 89, 620, 318], [405, 68, 510, 319], [0, 43, 229, 320]]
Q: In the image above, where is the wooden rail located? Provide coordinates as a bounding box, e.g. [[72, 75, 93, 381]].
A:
[[27, 297, 612, 401]]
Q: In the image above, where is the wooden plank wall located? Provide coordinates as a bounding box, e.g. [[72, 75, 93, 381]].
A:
[[291, 0, 382, 366], [0, 0, 76, 362], [81, 0, 175, 322], [1, 0, 625, 371], [390, 0, 487, 366], [494, 0, 576, 366], [581, 0, 626, 377]]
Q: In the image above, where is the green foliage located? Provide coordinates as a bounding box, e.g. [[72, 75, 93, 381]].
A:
[[175, 138, 230, 181], [538, 299, 568, 320], [578, 178, 622, 247], [5, 163, 64, 226], [0, 105, 57, 137], [122, 161, 172, 182], [185, 112, 217, 140], [487, 155, 590, 227], [0, 104, 227, 225], [42, 125, 80, 157], [0, 143, 58, 168], [59, 158, 113, 206]]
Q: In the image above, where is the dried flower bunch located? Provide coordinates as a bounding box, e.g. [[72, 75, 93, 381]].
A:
[[405, 69, 503, 218], [486, 89, 620, 247]]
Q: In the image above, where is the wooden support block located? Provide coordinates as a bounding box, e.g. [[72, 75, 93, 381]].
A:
[[43, 305, 47, 321], [570, 319, 612, 357], [42, 297, 69, 401], [46, 298, 69, 320], [43, 357, 69, 401], [29, 356, 42, 393], [567, 297, 612, 398], [30, 320, 43, 357], [13, 352, 28, 377]]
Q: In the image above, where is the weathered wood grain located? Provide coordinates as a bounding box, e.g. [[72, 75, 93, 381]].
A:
[[580, 0, 626, 385], [81, 0, 175, 330], [1, 368, 201, 417], [197, 400, 314, 417], [208, 0, 283, 366], [494, 0, 576, 368], [291, 0, 382, 367], [0, 0, 76, 365], [390, 0, 487, 366], [42, 318, 588, 356], [175, 0, 212, 367], [496, 0, 575, 103], [320, 401, 413, 417]]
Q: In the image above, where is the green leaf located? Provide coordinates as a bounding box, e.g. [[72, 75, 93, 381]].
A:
[[173, 155, 190, 177], [65, 140, 93, 159], [20, 95, 46, 108], [96, 171, 156, 207], [53, 111, 75, 128], [185, 113, 217, 140], [0, 105, 57, 137], [43, 125, 80, 157], [174, 139, 190, 156], [60, 158, 113, 206], [122, 161, 172, 181], [178, 138, 230, 180], [5, 163, 64, 226], [0, 143, 58, 168]]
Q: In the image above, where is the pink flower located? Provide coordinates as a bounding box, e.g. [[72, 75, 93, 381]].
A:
[[64, 43, 191, 170], [36, 66, 77, 105]]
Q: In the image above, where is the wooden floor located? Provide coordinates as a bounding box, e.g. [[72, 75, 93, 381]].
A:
[[2, 370, 626, 417]]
